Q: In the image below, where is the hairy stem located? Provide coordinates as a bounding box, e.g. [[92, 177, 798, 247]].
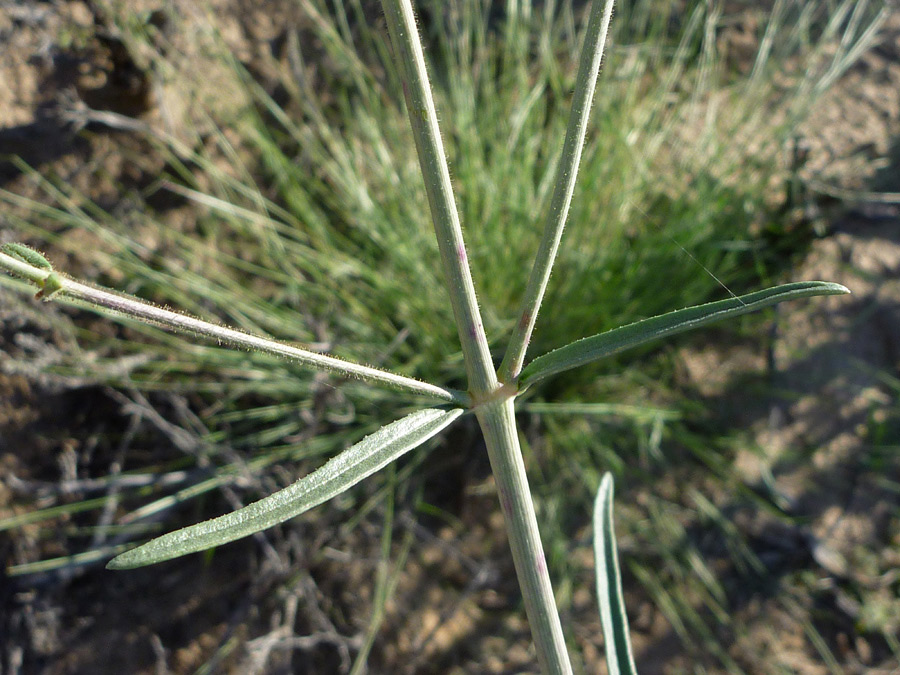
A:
[[0, 252, 465, 404], [379, 2, 575, 671], [477, 398, 573, 675], [499, 0, 615, 383], [380, 0, 497, 396]]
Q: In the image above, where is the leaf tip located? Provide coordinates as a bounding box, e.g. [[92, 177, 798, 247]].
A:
[[597, 472, 614, 505], [809, 281, 850, 296], [833, 283, 851, 295], [106, 553, 137, 571], [107, 545, 159, 570]]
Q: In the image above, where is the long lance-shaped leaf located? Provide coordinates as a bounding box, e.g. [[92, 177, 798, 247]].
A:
[[593, 473, 638, 675], [107, 407, 464, 569], [519, 281, 849, 388]]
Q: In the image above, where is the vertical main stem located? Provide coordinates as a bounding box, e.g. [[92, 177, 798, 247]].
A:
[[380, 2, 571, 671], [476, 399, 572, 675]]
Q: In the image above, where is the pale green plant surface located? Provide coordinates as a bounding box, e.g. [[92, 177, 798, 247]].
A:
[[519, 281, 849, 388], [0, 0, 886, 672], [594, 473, 638, 675], [106, 407, 463, 569]]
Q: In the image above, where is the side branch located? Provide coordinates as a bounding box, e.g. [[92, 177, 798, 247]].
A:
[[499, 0, 615, 383], [0, 252, 465, 404], [380, 0, 498, 396]]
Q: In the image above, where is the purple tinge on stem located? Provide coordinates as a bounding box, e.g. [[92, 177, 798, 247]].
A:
[[456, 243, 467, 264], [518, 310, 531, 330], [536, 549, 547, 576], [517, 311, 534, 355], [499, 488, 513, 516]]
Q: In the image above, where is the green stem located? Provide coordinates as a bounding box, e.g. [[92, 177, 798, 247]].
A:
[[476, 398, 572, 675], [0, 250, 52, 285], [379, 3, 575, 671], [499, 0, 615, 384], [0, 252, 464, 404], [380, 0, 497, 396]]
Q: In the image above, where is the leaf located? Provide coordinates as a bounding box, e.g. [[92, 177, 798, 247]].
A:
[[594, 473, 638, 675], [1, 242, 53, 270], [519, 281, 849, 387], [108, 407, 464, 569]]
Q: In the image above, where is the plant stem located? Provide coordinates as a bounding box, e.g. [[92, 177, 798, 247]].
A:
[[0, 252, 465, 404], [380, 0, 497, 396], [476, 398, 572, 675], [379, 3, 574, 671], [499, 0, 615, 384], [0, 250, 51, 285]]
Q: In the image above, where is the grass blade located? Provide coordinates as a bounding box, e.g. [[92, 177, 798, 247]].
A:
[[593, 473, 638, 675], [519, 281, 849, 388], [107, 407, 463, 569]]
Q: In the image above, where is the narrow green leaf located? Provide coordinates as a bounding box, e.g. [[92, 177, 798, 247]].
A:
[[108, 407, 464, 569], [520, 281, 849, 388], [593, 473, 638, 675], [1, 242, 53, 270]]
